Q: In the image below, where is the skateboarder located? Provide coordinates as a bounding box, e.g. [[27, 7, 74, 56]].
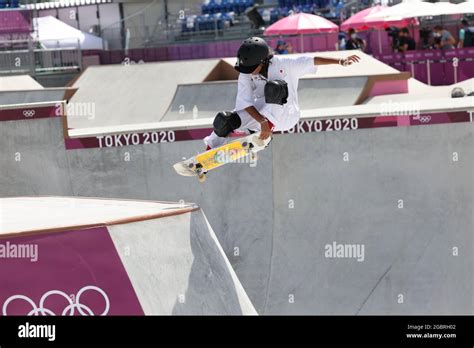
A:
[[204, 37, 361, 149]]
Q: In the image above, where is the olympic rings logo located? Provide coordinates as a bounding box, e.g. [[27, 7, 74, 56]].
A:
[[2, 285, 110, 316], [22, 110, 35, 118], [413, 115, 431, 123], [419, 116, 431, 123]]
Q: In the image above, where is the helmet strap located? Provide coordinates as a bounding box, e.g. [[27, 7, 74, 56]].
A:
[[260, 55, 272, 78]]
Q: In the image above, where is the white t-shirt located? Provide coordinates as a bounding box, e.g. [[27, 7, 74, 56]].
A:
[[234, 55, 317, 131]]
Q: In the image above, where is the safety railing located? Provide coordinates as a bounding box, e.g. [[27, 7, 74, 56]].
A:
[[0, 39, 82, 75], [374, 47, 474, 86]]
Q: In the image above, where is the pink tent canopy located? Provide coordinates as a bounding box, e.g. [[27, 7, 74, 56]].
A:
[[264, 12, 339, 36], [341, 5, 417, 31]]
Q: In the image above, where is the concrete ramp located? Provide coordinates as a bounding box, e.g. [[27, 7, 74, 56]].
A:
[[70, 51, 407, 126], [0, 88, 77, 105], [365, 77, 474, 104], [0, 75, 43, 91], [0, 197, 257, 315], [1, 111, 472, 315], [163, 82, 237, 121], [267, 124, 473, 314], [298, 76, 368, 110], [68, 60, 224, 130], [161, 76, 370, 121]]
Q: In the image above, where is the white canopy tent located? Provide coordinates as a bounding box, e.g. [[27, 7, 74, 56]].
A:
[[458, 0, 474, 14], [367, 0, 473, 19], [414, 2, 460, 16], [367, 0, 435, 19], [32, 16, 104, 50], [411, 1, 474, 17]]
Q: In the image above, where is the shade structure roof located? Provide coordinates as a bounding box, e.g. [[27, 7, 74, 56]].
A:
[[264, 12, 339, 36], [367, 0, 473, 19], [341, 5, 417, 31]]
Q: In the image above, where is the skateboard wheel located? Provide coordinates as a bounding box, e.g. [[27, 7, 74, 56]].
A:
[[188, 163, 195, 169], [242, 141, 248, 149], [195, 163, 203, 169]]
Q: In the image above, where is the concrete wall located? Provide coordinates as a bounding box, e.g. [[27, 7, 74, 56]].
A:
[[0, 117, 472, 314]]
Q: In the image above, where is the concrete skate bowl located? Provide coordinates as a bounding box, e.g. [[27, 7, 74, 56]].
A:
[[163, 81, 237, 121], [0, 88, 77, 105], [0, 75, 43, 91], [161, 74, 408, 122], [298, 76, 368, 109], [67, 51, 404, 126], [1, 102, 472, 315], [0, 197, 256, 315], [67, 59, 238, 129]]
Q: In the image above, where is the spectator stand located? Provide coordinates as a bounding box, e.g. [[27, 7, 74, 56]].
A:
[[0, 0, 20, 9], [178, 0, 345, 41], [260, 1, 345, 25], [0, 5, 33, 75], [201, 0, 254, 15], [0, 5, 31, 47], [0, 5, 87, 76], [179, 0, 254, 40]]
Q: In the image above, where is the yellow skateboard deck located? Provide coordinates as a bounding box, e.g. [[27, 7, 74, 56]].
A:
[[195, 141, 247, 171], [173, 132, 271, 182]]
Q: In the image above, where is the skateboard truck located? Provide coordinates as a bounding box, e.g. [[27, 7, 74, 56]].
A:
[[189, 163, 207, 182]]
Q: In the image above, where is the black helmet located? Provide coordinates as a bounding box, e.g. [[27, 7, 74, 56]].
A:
[[234, 37, 272, 74], [451, 87, 465, 98]]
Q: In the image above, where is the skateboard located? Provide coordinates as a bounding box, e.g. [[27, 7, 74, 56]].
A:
[[173, 132, 272, 182]]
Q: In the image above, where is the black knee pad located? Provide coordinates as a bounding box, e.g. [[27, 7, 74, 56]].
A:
[[213, 111, 241, 137]]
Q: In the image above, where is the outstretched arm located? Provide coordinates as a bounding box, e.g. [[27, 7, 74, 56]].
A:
[[314, 55, 361, 66]]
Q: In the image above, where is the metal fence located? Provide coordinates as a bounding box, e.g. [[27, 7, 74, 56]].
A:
[[0, 39, 82, 76], [101, 18, 257, 50]]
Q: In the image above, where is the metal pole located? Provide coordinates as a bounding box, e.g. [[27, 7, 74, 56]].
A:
[[215, 17, 218, 39], [378, 29, 382, 54], [454, 62, 458, 84], [426, 59, 431, 85], [97, 4, 101, 34], [164, 0, 169, 29], [78, 38, 83, 71], [76, 5, 80, 30], [119, 2, 125, 50], [29, 35, 35, 77]]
